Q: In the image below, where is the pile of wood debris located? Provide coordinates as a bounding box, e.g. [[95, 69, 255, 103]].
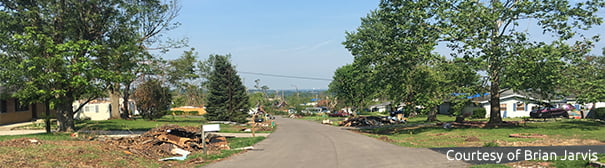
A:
[[339, 116, 403, 127], [99, 125, 229, 160]]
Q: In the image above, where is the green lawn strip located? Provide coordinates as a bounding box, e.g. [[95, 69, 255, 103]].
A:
[[360, 120, 605, 148], [0, 133, 73, 141]]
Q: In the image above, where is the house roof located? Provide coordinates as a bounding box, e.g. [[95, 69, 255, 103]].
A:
[[476, 89, 573, 104]]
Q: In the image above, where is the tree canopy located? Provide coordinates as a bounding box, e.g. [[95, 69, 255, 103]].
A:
[[335, 0, 604, 123], [0, 0, 180, 131]]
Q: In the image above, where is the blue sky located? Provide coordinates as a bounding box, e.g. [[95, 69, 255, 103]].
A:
[[161, 0, 378, 90], [161, 0, 605, 90]]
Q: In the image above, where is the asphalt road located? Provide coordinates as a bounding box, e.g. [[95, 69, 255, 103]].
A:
[[204, 117, 469, 168]]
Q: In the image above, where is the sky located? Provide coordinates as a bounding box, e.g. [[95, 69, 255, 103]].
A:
[[160, 0, 605, 90], [160, 0, 378, 90]]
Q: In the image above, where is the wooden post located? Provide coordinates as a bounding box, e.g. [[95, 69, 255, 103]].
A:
[[252, 122, 256, 137], [200, 124, 206, 155]]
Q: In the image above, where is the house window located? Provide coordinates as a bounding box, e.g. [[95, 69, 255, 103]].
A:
[[500, 104, 507, 112], [84, 105, 99, 113], [0, 100, 6, 113], [516, 103, 525, 111], [15, 100, 29, 112]]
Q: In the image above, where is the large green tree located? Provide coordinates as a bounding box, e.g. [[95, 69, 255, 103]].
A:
[[204, 55, 249, 123], [103, 0, 182, 119], [0, 0, 180, 131], [0, 0, 123, 132], [438, 0, 603, 124], [342, 0, 447, 119], [329, 63, 376, 114]]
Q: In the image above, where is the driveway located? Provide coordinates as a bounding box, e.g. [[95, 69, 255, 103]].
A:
[[204, 116, 469, 168]]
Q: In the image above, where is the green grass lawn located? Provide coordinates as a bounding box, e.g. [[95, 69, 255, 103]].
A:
[[360, 119, 605, 148], [75, 115, 207, 131]]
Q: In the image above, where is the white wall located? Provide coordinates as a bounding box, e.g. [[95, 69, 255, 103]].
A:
[[482, 99, 539, 118], [74, 103, 111, 120]]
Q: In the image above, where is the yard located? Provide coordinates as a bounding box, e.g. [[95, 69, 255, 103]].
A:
[[300, 114, 605, 167], [0, 115, 272, 167]]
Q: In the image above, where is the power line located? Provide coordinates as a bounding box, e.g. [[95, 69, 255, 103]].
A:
[[238, 71, 332, 81]]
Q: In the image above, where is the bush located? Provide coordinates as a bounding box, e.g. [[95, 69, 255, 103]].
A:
[[471, 108, 487, 119], [587, 107, 605, 120]]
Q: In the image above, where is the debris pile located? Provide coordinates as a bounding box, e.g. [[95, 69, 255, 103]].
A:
[[339, 116, 404, 127], [100, 125, 229, 160]]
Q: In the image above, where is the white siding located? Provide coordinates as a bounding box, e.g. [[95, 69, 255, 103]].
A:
[[74, 103, 111, 120]]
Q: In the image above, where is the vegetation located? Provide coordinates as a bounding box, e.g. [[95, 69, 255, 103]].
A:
[[588, 107, 605, 120], [332, 0, 605, 125], [472, 108, 487, 119], [133, 79, 172, 120], [0, 0, 181, 132], [204, 55, 250, 123], [361, 120, 605, 148]]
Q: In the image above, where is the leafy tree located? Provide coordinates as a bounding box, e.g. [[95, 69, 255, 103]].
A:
[[133, 79, 172, 120], [166, 48, 203, 107], [566, 54, 605, 116], [329, 63, 375, 114], [103, 0, 182, 119], [0, 0, 135, 131], [343, 0, 443, 118], [204, 55, 250, 123], [437, 0, 603, 124]]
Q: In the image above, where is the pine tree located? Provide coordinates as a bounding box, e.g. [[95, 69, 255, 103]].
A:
[[204, 55, 250, 123]]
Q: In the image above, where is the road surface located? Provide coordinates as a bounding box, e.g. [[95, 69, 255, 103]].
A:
[[204, 117, 469, 168]]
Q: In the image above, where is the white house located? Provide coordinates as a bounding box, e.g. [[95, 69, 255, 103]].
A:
[[73, 99, 112, 120], [478, 90, 584, 118], [73, 98, 138, 120]]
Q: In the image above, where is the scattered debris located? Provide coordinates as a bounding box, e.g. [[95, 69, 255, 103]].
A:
[[234, 146, 254, 150], [322, 119, 333, 125], [99, 125, 229, 161], [159, 146, 191, 161], [289, 114, 302, 119], [339, 116, 404, 127]]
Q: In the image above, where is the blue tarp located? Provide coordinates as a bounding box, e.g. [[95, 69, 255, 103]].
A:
[[451, 93, 489, 99]]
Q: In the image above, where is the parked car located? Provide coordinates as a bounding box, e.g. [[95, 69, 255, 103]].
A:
[[529, 104, 572, 118], [328, 111, 350, 117]]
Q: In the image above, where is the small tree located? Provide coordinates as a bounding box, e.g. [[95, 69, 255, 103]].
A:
[[204, 54, 250, 123], [133, 79, 172, 120]]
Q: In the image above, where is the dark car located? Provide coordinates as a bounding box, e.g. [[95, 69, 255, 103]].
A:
[[328, 111, 350, 117], [529, 104, 572, 118]]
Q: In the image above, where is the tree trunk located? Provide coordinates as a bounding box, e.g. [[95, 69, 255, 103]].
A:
[[45, 99, 51, 133], [121, 83, 131, 119], [426, 106, 439, 122], [488, 69, 503, 124], [56, 96, 76, 132], [109, 85, 121, 119]]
